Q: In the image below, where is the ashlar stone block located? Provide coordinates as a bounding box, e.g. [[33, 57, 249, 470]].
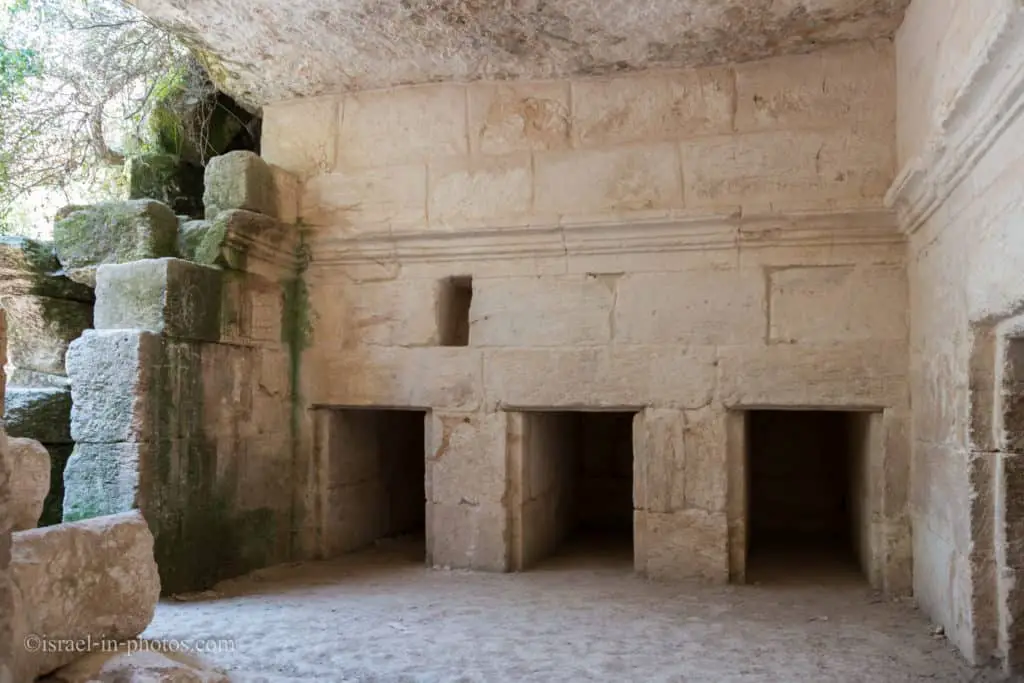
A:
[[10, 510, 160, 681], [614, 269, 766, 345], [468, 81, 570, 155], [428, 412, 507, 506], [636, 509, 729, 582], [61, 443, 146, 522], [572, 66, 734, 147], [189, 209, 293, 273], [95, 258, 222, 342], [203, 151, 277, 220], [338, 83, 468, 168], [0, 294, 93, 376], [8, 437, 49, 531], [469, 276, 614, 347], [0, 236, 92, 301], [66, 330, 161, 443], [427, 501, 508, 571], [4, 387, 72, 444], [53, 200, 179, 286]]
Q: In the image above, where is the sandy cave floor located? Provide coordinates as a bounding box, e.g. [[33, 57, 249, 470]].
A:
[[143, 536, 993, 683]]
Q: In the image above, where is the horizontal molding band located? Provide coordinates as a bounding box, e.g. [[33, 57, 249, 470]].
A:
[[305, 208, 902, 267], [886, 2, 1024, 236]]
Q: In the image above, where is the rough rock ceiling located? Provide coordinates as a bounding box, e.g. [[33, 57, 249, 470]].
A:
[[131, 0, 910, 108]]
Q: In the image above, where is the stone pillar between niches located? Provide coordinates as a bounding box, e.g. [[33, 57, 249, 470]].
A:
[[633, 407, 730, 582], [426, 411, 510, 571]]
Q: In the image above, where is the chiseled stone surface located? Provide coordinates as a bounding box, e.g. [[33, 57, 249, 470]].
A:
[[8, 437, 49, 532], [129, 0, 909, 108], [10, 510, 161, 681]]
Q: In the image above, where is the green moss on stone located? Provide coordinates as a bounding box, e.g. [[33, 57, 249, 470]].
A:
[[126, 153, 204, 218], [39, 444, 73, 526], [53, 200, 180, 273]]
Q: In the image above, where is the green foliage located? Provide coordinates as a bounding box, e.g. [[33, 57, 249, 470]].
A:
[[0, 46, 39, 98], [146, 65, 189, 155]]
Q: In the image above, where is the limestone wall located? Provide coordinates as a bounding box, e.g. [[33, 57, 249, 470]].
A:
[[892, 0, 1024, 668], [265, 40, 911, 591]]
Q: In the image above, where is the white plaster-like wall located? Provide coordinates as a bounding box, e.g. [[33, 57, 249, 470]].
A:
[[267, 40, 910, 591], [895, 0, 1024, 666]]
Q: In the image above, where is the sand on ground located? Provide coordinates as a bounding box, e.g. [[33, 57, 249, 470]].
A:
[[143, 536, 993, 683]]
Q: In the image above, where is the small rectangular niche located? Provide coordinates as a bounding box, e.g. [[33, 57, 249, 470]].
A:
[[437, 276, 473, 347]]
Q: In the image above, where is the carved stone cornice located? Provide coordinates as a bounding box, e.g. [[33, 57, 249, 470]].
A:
[[305, 208, 902, 267], [886, 2, 1024, 236]]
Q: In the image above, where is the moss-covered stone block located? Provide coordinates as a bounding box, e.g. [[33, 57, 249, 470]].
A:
[[53, 200, 180, 286], [4, 387, 72, 444], [203, 151, 276, 219], [0, 295, 93, 376], [0, 237, 93, 301], [95, 258, 222, 343], [62, 442, 143, 522], [184, 209, 289, 272], [177, 219, 213, 263], [39, 443, 73, 526], [127, 154, 205, 218]]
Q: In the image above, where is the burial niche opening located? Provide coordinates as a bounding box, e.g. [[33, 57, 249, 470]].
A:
[[324, 408, 427, 560], [744, 409, 873, 584], [513, 411, 635, 570], [437, 276, 472, 347]]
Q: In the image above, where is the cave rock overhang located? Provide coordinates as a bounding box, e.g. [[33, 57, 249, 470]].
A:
[[129, 0, 909, 109]]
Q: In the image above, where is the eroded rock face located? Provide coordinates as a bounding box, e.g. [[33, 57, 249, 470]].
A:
[[53, 200, 179, 286], [8, 437, 50, 532], [10, 510, 161, 681], [129, 0, 910, 107]]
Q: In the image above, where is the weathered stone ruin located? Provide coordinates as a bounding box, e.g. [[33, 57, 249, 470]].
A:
[[0, 237, 93, 528], [2, 0, 1024, 678], [9, 511, 161, 681]]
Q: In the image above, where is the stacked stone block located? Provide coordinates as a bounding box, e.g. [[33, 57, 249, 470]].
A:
[[0, 237, 93, 526], [61, 152, 300, 594]]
